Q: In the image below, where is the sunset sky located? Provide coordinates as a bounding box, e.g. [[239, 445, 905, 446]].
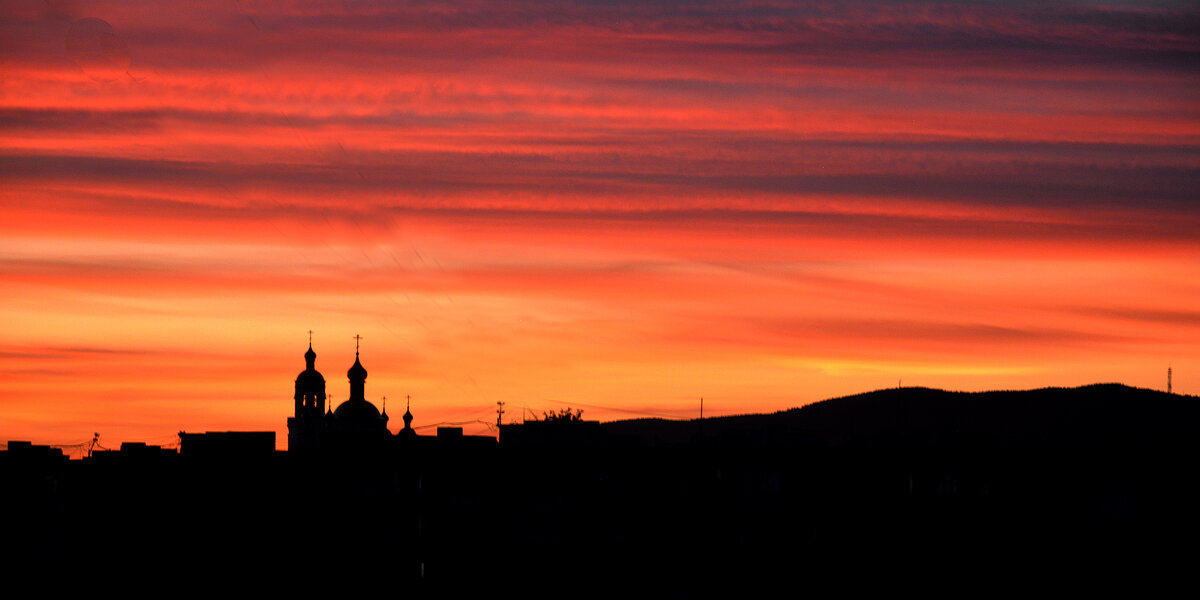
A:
[[2, 0, 1198, 451]]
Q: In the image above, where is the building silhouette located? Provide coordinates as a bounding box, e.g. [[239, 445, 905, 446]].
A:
[[287, 341, 326, 452], [288, 341, 397, 453]]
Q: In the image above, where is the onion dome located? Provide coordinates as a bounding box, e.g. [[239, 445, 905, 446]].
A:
[[334, 348, 385, 425], [348, 353, 368, 381], [398, 395, 417, 439]]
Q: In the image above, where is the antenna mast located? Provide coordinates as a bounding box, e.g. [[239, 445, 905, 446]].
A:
[[496, 402, 505, 440], [1168, 366, 1173, 394]]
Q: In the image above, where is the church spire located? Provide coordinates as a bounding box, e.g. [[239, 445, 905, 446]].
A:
[[402, 395, 414, 431], [347, 334, 368, 401], [397, 394, 417, 439]]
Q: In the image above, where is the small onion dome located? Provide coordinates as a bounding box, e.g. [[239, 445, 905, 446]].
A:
[[398, 407, 418, 439], [348, 354, 368, 380], [304, 343, 316, 363]]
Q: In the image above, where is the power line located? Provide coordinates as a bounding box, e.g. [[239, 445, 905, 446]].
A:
[[540, 397, 690, 420]]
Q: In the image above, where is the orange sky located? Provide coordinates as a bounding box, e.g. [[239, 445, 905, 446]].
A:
[[2, 1, 1198, 452]]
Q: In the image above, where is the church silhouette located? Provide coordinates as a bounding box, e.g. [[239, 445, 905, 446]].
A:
[[288, 337, 418, 453], [285, 333, 477, 463]]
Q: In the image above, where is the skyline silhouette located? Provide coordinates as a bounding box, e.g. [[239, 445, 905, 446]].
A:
[[5, 334, 1194, 454], [2, 1, 1199, 447], [4, 372, 1197, 592]]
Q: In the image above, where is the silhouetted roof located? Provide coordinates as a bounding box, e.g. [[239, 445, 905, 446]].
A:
[[295, 369, 325, 385], [334, 398, 384, 422]]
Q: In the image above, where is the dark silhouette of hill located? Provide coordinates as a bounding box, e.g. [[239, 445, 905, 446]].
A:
[[596, 383, 1200, 591], [605, 383, 1200, 446]]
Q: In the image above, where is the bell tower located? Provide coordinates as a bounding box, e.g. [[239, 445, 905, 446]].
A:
[[288, 331, 328, 452]]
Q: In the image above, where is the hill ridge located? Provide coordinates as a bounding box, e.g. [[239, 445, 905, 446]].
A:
[[602, 382, 1198, 446]]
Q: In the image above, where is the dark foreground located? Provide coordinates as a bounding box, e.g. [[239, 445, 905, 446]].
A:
[[3, 384, 1197, 594]]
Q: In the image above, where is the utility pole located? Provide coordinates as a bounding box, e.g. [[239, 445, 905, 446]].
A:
[[495, 401, 505, 440], [1168, 366, 1173, 394]]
